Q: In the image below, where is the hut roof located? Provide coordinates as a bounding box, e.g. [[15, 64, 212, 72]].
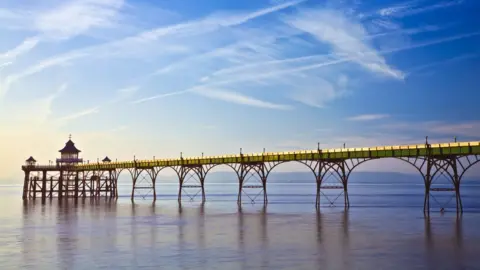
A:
[[102, 156, 111, 162], [59, 139, 81, 153], [26, 156, 36, 162]]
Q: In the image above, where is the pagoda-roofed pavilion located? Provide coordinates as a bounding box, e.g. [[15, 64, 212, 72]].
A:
[[56, 135, 83, 165], [25, 156, 36, 166], [102, 156, 111, 163]]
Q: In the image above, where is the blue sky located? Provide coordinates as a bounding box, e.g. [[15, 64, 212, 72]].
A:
[[1, 0, 479, 179]]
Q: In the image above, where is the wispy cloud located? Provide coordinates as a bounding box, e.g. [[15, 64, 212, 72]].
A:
[[289, 76, 342, 108], [193, 88, 292, 110], [406, 53, 480, 76], [35, 0, 125, 40], [108, 86, 139, 103], [0, 0, 126, 40], [377, 0, 419, 17], [110, 125, 128, 132], [379, 0, 465, 18], [0, 83, 67, 126], [0, 62, 12, 70], [104, 0, 303, 56], [383, 31, 480, 54], [1, 0, 304, 97], [132, 89, 191, 104], [2, 51, 87, 97], [139, 5, 478, 110], [381, 120, 480, 138], [0, 36, 39, 60], [57, 107, 100, 122], [347, 114, 390, 121], [284, 8, 405, 80], [204, 30, 480, 83]]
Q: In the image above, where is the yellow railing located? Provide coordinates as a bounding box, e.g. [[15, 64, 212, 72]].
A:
[[23, 141, 480, 171]]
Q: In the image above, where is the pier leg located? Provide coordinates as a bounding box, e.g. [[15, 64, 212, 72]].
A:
[[22, 171, 30, 200], [65, 172, 70, 199], [237, 178, 243, 205], [151, 169, 157, 202], [41, 171, 47, 201], [81, 173, 85, 198], [106, 171, 110, 198], [49, 176, 53, 199], [344, 186, 350, 208], [59, 170, 64, 199], [109, 171, 113, 199], [457, 184, 463, 214], [315, 179, 321, 208], [198, 166, 207, 202], [131, 175, 137, 202], [178, 175, 183, 203], [75, 172, 79, 199], [96, 174, 101, 198], [341, 161, 350, 209], [115, 176, 119, 199], [89, 176, 93, 197], [32, 176, 37, 199], [29, 180, 34, 198], [423, 182, 431, 214], [201, 180, 206, 202], [177, 171, 184, 203], [314, 161, 322, 208], [452, 159, 463, 213], [262, 176, 268, 204]]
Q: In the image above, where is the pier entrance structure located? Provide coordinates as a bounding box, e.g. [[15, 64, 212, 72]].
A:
[[22, 137, 116, 201], [22, 138, 480, 213]]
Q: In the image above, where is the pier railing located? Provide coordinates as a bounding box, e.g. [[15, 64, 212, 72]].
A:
[[21, 141, 480, 170]]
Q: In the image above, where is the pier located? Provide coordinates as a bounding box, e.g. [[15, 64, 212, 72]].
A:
[[22, 137, 480, 213]]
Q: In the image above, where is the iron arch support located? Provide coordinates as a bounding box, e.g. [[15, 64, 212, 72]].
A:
[[346, 157, 428, 183], [457, 155, 480, 181], [429, 158, 456, 186], [260, 161, 288, 179], [320, 162, 344, 182], [204, 163, 244, 179], [345, 158, 376, 180]]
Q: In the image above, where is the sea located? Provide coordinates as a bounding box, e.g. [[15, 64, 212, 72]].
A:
[[1, 179, 480, 270]]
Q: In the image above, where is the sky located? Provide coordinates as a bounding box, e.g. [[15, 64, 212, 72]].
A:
[[0, 0, 479, 180]]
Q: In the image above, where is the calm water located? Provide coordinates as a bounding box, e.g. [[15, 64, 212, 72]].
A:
[[1, 182, 480, 269]]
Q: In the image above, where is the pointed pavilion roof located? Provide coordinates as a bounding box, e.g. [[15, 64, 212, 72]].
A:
[[59, 135, 81, 153], [102, 156, 111, 162], [26, 156, 36, 162]]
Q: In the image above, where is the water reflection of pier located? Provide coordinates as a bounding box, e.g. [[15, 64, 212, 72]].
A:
[[315, 210, 351, 269], [424, 214, 464, 269], [18, 199, 473, 269]]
